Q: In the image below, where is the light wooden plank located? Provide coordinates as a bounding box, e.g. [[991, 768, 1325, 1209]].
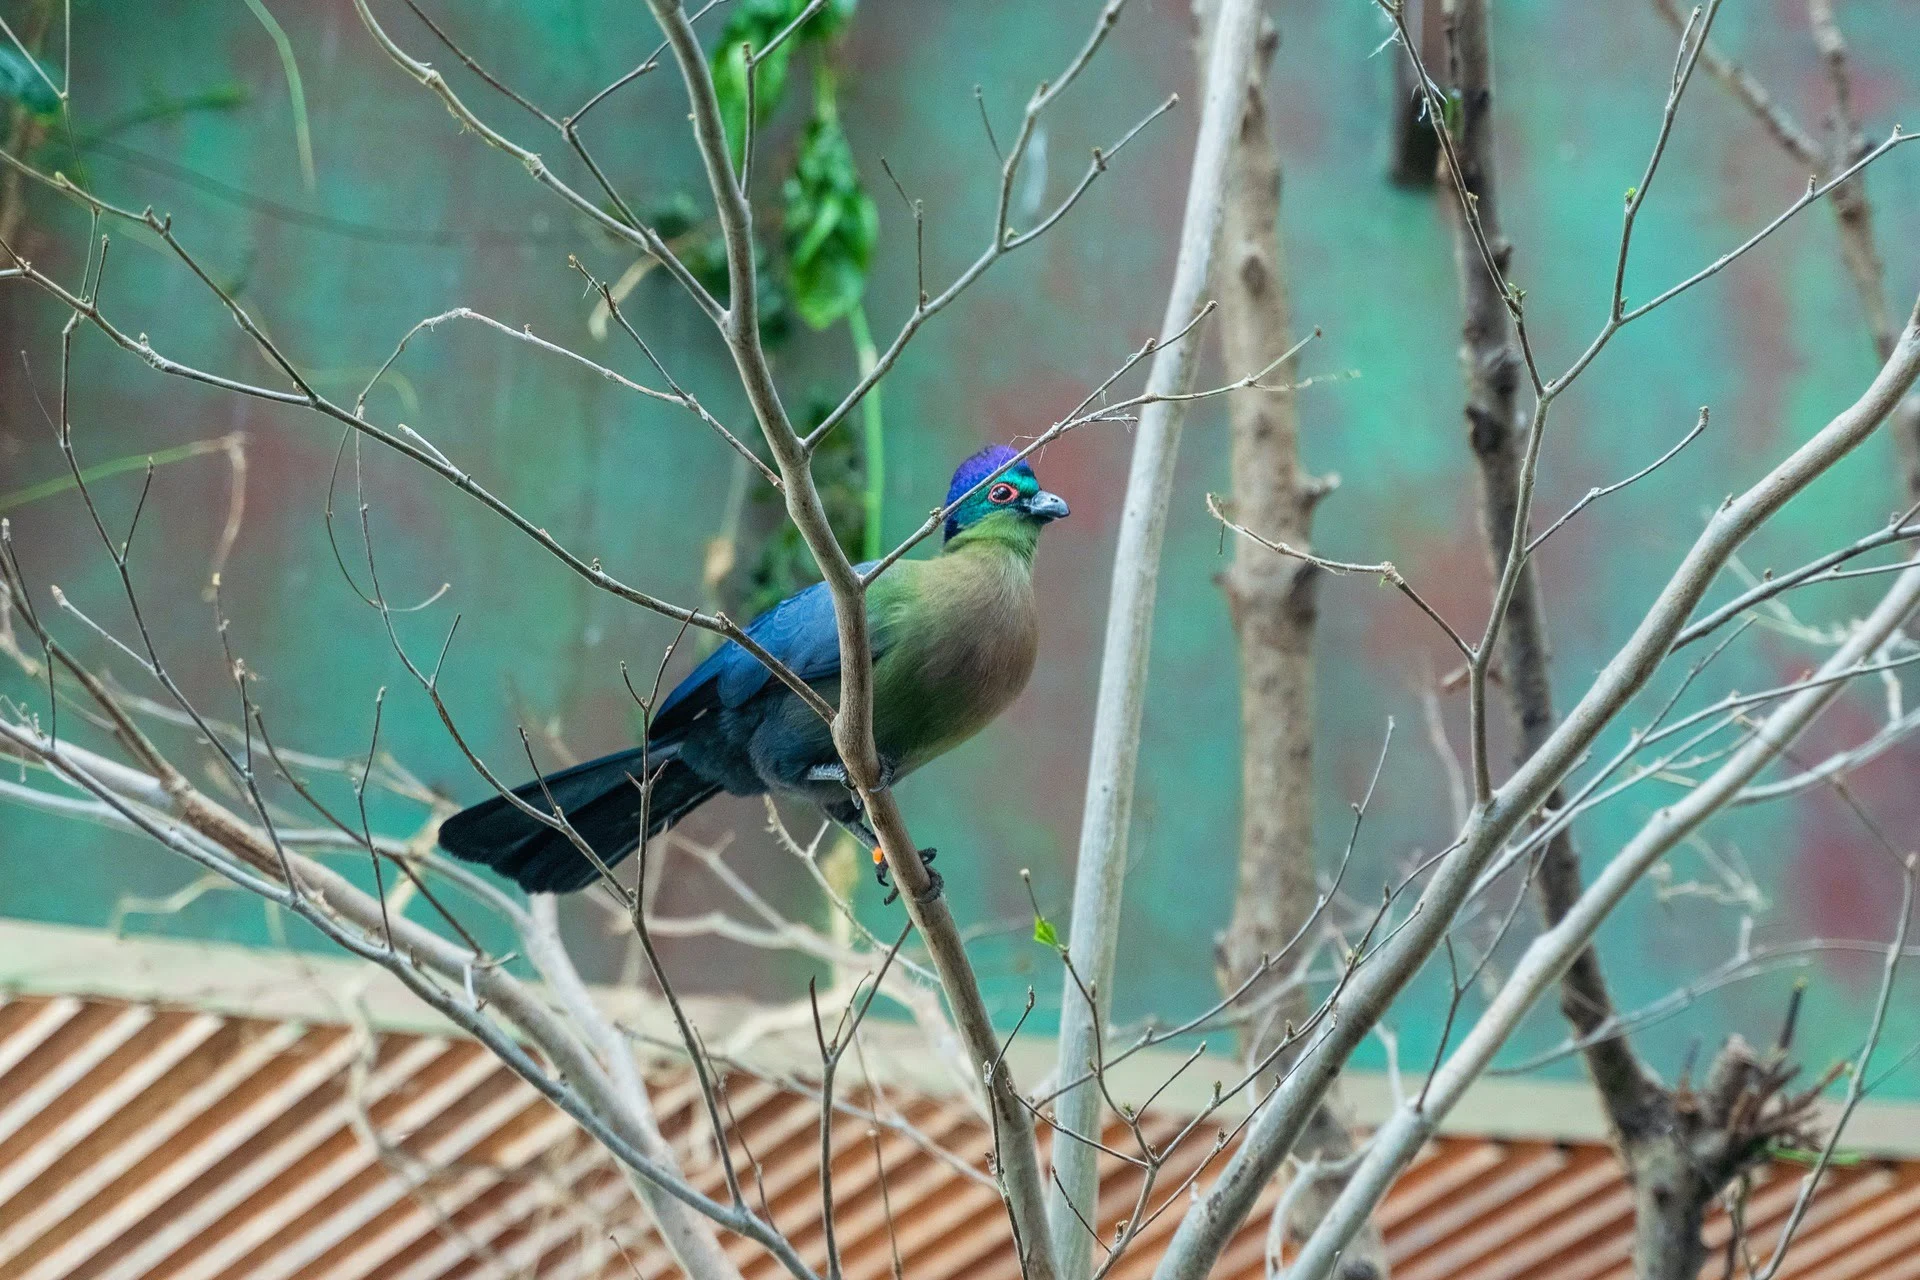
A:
[[1388, 1147, 1568, 1264], [0, 1004, 153, 1148], [0, 1012, 223, 1217], [0, 1019, 304, 1268], [164, 1048, 504, 1280], [383, 1145, 612, 1280], [303, 1106, 578, 1280], [0, 997, 83, 1081], [74, 1036, 450, 1280], [239, 1079, 543, 1280]]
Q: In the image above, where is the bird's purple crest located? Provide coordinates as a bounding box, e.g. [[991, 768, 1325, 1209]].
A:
[[945, 444, 1040, 541]]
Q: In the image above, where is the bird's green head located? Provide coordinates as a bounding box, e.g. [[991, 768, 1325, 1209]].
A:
[[943, 444, 1070, 549]]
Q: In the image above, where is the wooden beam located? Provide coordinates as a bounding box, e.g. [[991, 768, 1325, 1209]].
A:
[[0, 998, 83, 1080]]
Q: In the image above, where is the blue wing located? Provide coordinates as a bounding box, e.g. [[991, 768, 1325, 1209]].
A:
[[651, 564, 885, 741]]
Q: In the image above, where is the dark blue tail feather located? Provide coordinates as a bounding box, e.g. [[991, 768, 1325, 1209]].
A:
[[438, 746, 719, 893]]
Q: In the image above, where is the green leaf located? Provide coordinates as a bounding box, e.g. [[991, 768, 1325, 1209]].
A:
[[709, 0, 853, 165], [792, 188, 846, 264], [782, 107, 876, 330], [1033, 916, 1060, 948], [712, 32, 793, 166], [1767, 1142, 1864, 1167], [0, 46, 60, 117], [1440, 89, 1464, 136], [849, 303, 885, 561], [241, 0, 316, 189], [68, 84, 249, 150]]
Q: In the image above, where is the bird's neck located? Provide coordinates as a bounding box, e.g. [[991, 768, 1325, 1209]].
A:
[[942, 512, 1040, 564]]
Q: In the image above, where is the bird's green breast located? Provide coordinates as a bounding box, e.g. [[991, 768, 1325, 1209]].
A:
[[867, 532, 1040, 774]]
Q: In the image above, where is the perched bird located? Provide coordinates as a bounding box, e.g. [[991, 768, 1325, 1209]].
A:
[[439, 444, 1068, 898]]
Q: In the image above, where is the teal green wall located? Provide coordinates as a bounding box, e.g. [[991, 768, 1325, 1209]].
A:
[[3, 0, 1918, 1096]]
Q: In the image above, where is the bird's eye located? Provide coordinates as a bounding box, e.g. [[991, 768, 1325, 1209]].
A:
[[988, 482, 1019, 505]]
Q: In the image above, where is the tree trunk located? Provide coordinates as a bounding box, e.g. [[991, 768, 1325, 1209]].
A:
[[1046, 3, 1266, 1275], [1625, 1144, 1713, 1280], [1828, 176, 1920, 502], [1438, 0, 1662, 1145], [1434, 3, 1775, 1275], [1385, 0, 1442, 187], [0, 1, 52, 249], [1197, 6, 1388, 1276], [1806, 0, 1920, 504]]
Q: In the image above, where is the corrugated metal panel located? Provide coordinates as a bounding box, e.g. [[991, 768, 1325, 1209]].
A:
[[0, 992, 1907, 1280]]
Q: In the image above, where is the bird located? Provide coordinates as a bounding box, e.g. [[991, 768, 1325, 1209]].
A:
[[438, 443, 1069, 899]]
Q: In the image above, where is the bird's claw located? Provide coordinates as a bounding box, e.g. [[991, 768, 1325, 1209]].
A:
[[812, 760, 900, 811], [875, 846, 939, 906]]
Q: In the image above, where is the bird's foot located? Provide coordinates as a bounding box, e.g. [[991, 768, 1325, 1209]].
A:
[[809, 761, 851, 792], [808, 759, 898, 808], [875, 846, 940, 906]]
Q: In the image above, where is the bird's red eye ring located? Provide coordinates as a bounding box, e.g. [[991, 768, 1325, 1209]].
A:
[[988, 482, 1019, 505]]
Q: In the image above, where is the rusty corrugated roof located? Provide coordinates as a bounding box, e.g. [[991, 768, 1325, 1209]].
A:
[[0, 991, 1913, 1280]]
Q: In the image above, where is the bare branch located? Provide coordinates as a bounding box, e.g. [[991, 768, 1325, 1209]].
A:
[[1525, 407, 1710, 555], [1153, 299, 1920, 1280], [1675, 504, 1920, 649], [1285, 555, 1920, 1280], [350, 0, 724, 322], [1209, 493, 1474, 660], [638, 1, 1087, 1271], [1619, 127, 1916, 326], [1650, 0, 1820, 164], [1047, 5, 1262, 1275], [523, 895, 748, 1280], [0, 211, 831, 720]]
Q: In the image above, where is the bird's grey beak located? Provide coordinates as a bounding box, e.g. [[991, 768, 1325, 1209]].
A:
[[1024, 490, 1069, 522]]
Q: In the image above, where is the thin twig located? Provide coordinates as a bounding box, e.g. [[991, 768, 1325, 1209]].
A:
[[1209, 494, 1473, 659], [1525, 407, 1710, 555]]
